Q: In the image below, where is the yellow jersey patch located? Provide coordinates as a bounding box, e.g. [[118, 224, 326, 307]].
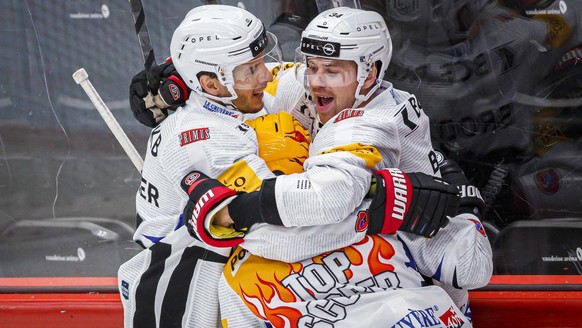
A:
[[208, 160, 263, 238], [319, 143, 382, 170], [217, 160, 263, 193]]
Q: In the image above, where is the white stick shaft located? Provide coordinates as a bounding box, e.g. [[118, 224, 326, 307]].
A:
[[73, 68, 144, 171]]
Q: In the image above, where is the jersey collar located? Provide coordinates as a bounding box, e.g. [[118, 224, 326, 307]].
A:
[[186, 93, 244, 120]]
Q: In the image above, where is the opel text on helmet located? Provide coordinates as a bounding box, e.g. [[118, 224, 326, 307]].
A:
[[297, 6, 393, 108], [170, 5, 282, 106]]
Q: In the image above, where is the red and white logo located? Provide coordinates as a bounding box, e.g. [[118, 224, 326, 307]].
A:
[[387, 168, 410, 221], [180, 128, 210, 146], [334, 109, 364, 123], [191, 190, 215, 220], [439, 306, 465, 328], [355, 210, 369, 232], [183, 172, 201, 186], [169, 84, 181, 101], [468, 218, 487, 237]]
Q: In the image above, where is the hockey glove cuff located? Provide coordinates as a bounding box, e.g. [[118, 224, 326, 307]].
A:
[[439, 159, 487, 218], [180, 171, 243, 248], [367, 168, 460, 238]]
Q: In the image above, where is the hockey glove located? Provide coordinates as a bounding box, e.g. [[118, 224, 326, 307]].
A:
[[439, 159, 487, 217], [180, 171, 244, 248], [367, 168, 460, 238], [129, 61, 189, 127]]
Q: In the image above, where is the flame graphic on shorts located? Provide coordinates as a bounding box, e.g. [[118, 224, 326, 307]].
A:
[[370, 235, 397, 275], [225, 250, 304, 326], [225, 235, 397, 327]]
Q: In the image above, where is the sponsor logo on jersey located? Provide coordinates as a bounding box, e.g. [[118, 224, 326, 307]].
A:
[[334, 109, 364, 123], [217, 160, 262, 192], [179, 128, 210, 146], [202, 100, 239, 118], [439, 306, 466, 328], [468, 218, 487, 237], [229, 247, 250, 276], [534, 168, 560, 194], [356, 210, 369, 232], [392, 306, 442, 328], [120, 280, 130, 300]]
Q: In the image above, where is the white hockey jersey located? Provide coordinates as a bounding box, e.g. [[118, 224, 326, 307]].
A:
[[219, 80, 491, 327], [119, 65, 491, 328]]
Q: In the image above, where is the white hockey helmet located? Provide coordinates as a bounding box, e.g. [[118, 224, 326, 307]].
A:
[[170, 5, 281, 104], [387, 0, 487, 46], [297, 6, 392, 107]]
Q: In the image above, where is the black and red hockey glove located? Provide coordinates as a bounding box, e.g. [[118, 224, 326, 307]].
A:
[[129, 60, 189, 127], [367, 168, 460, 238], [439, 159, 487, 218], [180, 171, 243, 248]]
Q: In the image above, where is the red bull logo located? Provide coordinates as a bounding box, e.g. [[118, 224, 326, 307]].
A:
[[439, 306, 466, 328]]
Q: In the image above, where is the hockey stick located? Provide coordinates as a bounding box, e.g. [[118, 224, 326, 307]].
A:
[[128, 0, 170, 122], [129, 0, 155, 75], [73, 68, 144, 172]]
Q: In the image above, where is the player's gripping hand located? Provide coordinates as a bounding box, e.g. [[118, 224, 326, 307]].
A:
[[129, 61, 189, 127], [367, 168, 460, 238], [180, 171, 244, 248], [439, 159, 486, 218]]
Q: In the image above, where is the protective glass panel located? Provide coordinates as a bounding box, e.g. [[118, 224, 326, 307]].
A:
[[2, 0, 582, 298]]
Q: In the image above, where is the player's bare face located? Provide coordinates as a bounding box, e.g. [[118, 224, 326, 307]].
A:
[[306, 58, 358, 124], [231, 56, 273, 114]]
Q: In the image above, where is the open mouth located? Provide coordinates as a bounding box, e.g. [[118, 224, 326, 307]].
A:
[[317, 95, 334, 109], [253, 90, 264, 99]]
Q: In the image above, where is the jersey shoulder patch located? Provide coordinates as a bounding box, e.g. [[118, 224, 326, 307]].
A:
[[334, 109, 365, 123], [179, 127, 210, 146]]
